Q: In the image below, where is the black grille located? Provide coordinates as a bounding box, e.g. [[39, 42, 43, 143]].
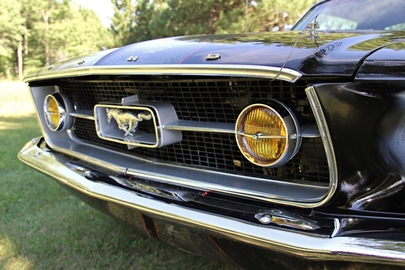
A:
[[59, 76, 329, 183]]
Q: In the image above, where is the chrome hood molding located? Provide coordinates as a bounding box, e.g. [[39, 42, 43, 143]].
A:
[[24, 64, 302, 83]]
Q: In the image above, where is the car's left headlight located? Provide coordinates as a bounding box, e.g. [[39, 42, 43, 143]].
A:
[[43, 93, 73, 131]]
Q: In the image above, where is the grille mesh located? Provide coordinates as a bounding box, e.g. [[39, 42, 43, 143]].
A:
[[59, 76, 329, 183]]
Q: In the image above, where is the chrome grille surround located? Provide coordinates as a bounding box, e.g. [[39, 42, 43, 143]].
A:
[[27, 65, 337, 207]]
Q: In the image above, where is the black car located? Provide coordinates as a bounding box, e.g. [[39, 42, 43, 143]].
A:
[[18, 0, 405, 268]]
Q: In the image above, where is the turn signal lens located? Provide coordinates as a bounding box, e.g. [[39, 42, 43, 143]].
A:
[[235, 101, 300, 167], [44, 93, 72, 131]]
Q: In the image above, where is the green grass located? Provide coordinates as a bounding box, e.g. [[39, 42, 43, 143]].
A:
[[0, 81, 234, 270]]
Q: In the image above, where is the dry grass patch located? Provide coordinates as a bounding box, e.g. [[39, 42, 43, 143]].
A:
[[0, 81, 35, 117]]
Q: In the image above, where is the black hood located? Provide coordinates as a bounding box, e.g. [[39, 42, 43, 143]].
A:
[[35, 31, 402, 78]]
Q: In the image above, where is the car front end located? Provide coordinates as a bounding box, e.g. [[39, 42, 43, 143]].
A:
[[19, 0, 405, 268]]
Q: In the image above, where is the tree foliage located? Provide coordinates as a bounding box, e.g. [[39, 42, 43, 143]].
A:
[[0, 0, 113, 79], [246, 0, 318, 32], [0, 0, 317, 79], [0, 0, 26, 79], [111, 0, 137, 47], [111, 0, 318, 46]]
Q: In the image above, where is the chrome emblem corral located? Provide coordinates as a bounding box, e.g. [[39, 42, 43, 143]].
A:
[[106, 108, 152, 136], [95, 103, 182, 148]]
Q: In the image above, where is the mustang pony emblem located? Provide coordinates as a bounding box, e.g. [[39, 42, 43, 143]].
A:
[[106, 108, 152, 136]]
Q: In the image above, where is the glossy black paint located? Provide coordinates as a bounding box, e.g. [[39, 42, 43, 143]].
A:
[[314, 81, 405, 212], [101, 32, 398, 76], [357, 42, 405, 80], [45, 31, 403, 77]]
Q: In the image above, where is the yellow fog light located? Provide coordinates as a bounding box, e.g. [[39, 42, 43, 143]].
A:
[[235, 100, 300, 167], [44, 93, 72, 131]]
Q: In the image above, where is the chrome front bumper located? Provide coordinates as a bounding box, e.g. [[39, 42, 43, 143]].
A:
[[18, 138, 405, 266]]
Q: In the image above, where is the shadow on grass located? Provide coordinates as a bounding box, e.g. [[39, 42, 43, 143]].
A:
[[0, 114, 235, 270]]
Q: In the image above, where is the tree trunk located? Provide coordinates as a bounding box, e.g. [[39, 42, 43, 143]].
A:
[[18, 41, 23, 81], [43, 11, 50, 65], [24, 32, 28, 55]]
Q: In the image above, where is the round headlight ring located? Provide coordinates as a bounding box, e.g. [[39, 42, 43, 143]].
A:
[[235, 100, 301, 167], [44, 93, 72, 131]]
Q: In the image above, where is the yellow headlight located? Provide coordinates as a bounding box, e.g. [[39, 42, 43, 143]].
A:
[[46, 96, 60, 128], [44, 94, 71, 131], [235, 101, 300, 167]]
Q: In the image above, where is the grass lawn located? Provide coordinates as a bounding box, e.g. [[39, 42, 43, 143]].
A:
[[0, 81, 234, 270]]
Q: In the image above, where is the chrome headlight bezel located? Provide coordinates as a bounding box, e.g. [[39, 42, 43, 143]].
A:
[[43, 93, 73, 132], [235, 100, 301, 167]]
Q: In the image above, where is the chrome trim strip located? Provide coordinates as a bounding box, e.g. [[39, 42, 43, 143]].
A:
[[163, 120, 235, 133], [109, 175, 195, 202], [73, 118, 320, 138], [24, 64, 302, 83], [18, 140, 405, 266], [70, 110, 95, 120], [124, 163, 327, 204], [25, 137, 329, 207], [301, 126, 320, 138], [305, 86, 338, 206], [163, 120, 320, 137]]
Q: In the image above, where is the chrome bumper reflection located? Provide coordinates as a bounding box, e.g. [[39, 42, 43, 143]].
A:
[[18, 138, 405, 266]]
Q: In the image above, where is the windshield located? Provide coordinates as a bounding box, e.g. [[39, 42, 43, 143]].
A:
[[292, 0, 405, 31]]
